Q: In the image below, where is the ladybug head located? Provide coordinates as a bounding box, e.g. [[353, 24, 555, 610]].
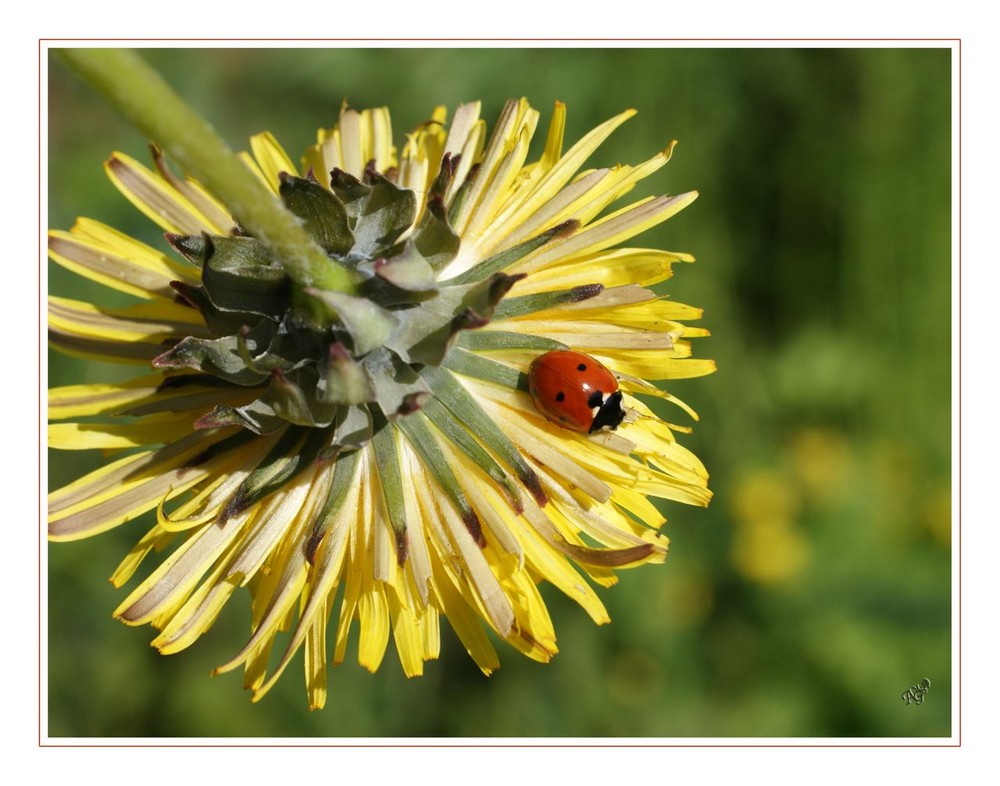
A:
[[589, 390, 626, 433]]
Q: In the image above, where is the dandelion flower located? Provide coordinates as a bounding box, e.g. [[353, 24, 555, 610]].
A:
[[48, 98, 714, 708]]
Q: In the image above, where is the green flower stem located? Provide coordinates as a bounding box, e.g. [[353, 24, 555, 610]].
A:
[[58, 48, 357, 303]]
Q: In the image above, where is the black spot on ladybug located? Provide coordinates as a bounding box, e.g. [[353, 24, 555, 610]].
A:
[[559, 416, 568, 422], [555, 391, 565, 402], [587, 390, 604, 408], [577, 363, 587, 371]]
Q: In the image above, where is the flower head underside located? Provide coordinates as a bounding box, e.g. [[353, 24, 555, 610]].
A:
[[48, 99, 714, 708]]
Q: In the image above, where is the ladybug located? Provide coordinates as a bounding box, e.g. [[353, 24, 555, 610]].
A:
[[528, 350, 626, 434]]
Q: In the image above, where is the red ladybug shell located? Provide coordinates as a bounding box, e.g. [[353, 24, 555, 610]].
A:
[[528, 350, 626, 433]]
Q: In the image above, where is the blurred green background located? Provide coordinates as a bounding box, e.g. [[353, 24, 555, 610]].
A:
[[47, 47, 952, 737]]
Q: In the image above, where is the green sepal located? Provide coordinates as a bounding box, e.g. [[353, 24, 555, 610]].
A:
[[491, 283, 604, 321], [387, 273, 524, 366], [441, 347, 525, 391], [349, 169, 417, 262], [193, 404, 252, 431], [445, 219, 579, 286], [278, 173, 354, 257], [151, 320, 276, 385], [221, 426, 328, 521], [265, 367, 339, 427], [394, 413, 486, 547], [234, 320, 328, 376], [364, 241, 438, 293], [165, 232, 210, 267], [413, 195, 461, 271], [317, 342, 375, 405], [371, 415, 409, 564], [355, 247, 439, 308], [328, 168, 370, 221], [447, 163, 479, 226], [427, 151, 455, 203], [363, 347, 431, 418], [457, 272, 526, 318], [197, 397, 302, 435], [201, 361, 354, 434], [331, 404, 373, 450], [422, 397, 523, 512], [172, 234, 290, 321], [305, 448, 361, 564], [170, 280, 254, 336], [235, 326, 294, 375], [422, 365, 546, 505], [455, 330, 566, 352], [305, 288, 396, 357]]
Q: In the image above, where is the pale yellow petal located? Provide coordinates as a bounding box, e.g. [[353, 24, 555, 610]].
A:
[[48, 295, 208, 344], [154, 565, 241, 654], [49, 429, 238, 540], [254, 476, 357, 699], [105, 152, 216, 234], [48, 222, 193, 300], [114, 505, 255, 625]]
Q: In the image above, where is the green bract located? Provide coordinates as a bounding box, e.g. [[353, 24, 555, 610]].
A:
[[156, 164, 572, 450]]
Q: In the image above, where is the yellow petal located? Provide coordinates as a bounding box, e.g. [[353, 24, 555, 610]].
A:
[[249, 131, 298, 189], [115, 504, 255, 625], [48, 412, 195, 450], [428, 556, 499, 675], [105, 152, 217, 234], [387, 581, 425, 678], [514, 192, 699, 276], [48, 221, 193, 300], [109, 523, 176, 588], [48, 375, 252, 421], [487, 108, 637, 251], [511, 248, 692, 295], [49, 429, 237, 540], [48, 295, 208, 344], [254, 477, 356, 700], [450, 98, 534, 237], [154, 565, 241, 654], [304, 610, 329, 710]]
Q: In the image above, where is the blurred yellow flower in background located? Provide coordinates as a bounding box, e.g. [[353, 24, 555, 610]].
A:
[[729, 468, 808, 585]]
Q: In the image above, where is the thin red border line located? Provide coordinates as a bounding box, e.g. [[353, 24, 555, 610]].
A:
[[957, 37, 962, 751], [39, 40, 961, 748], [38, 39, 963, 750], [37, 36, 43, 750], [38, 742, 956, 748], [38, 39, 963, 751], [40, 37, 960, 42]]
